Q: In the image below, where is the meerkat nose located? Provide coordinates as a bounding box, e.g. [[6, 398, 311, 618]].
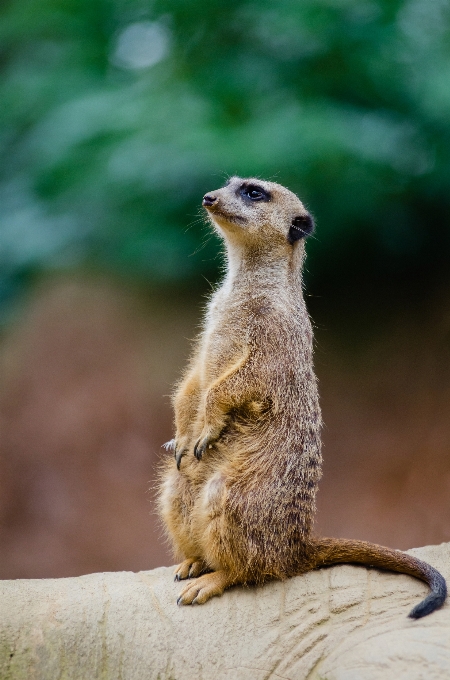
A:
[[202, 194, 217, 207]]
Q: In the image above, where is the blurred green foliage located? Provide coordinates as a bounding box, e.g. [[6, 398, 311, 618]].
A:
[[1, 0, 450, 314]]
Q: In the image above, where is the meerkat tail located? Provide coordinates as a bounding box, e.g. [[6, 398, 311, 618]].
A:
[[311, 537, 447, 619]]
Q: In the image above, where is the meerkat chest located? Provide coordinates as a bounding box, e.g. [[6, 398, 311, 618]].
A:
[[200, 295, 249, 386]]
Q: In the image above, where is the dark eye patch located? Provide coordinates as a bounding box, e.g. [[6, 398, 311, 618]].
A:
[[239, 183, 271, 202], [288, 214, 315, 244]]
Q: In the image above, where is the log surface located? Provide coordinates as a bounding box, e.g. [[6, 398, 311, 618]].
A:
[[1, 543, 450, 679]]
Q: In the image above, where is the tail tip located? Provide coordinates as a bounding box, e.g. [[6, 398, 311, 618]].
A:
[[408, 585, 447, 620]]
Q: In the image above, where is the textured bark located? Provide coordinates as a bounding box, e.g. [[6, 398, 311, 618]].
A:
[[1, 543, 450, 680]]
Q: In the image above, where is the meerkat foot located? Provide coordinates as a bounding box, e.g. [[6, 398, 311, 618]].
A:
[[176, 570, 234, 605], [188, 560, 209, 578], [174, 558, 208, 581]]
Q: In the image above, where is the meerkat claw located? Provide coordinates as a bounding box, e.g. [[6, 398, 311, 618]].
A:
[[175, 448, 187, 470], [193, 438, 204, 460], [194, 436, 213, 460]]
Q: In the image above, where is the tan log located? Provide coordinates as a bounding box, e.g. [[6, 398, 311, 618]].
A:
[[1, 543, 450, 679]]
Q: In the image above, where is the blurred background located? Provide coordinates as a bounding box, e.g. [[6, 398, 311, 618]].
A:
[[1, 0, 450, 578]]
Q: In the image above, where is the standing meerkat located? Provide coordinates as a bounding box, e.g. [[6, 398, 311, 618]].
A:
[[157, 176, 446, 618]]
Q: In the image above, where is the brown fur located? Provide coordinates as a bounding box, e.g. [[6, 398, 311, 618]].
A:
[[157, 177, 446, 616]]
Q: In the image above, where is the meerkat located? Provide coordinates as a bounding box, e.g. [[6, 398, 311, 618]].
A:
[[157, 176, 446, 618]]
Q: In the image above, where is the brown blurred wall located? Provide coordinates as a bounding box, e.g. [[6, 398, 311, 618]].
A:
[[0, 276, 449, 579]]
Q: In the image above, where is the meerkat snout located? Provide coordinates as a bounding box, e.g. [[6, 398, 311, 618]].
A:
[[202, 194, 217, 207]]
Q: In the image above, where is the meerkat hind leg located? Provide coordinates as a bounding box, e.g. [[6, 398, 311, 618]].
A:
[[174, 558, 209, 581], [177, 570, 234, 605]]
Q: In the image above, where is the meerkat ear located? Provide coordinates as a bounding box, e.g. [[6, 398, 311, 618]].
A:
[[288, 214, 315, 244]]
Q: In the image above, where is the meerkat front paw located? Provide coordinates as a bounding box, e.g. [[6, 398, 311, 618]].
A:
[[194, 425, 223, 460], [193, 434, 213, 461], [164, 437, 190, 470], [174, 558, 209, 581]]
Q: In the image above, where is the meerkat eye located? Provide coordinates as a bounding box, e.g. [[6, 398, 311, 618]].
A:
[[240, 184, 271, 202], [288, 214, 315, 244]]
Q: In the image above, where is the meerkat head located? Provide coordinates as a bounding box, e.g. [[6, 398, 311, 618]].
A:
[[202, 176, 314, 257]]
